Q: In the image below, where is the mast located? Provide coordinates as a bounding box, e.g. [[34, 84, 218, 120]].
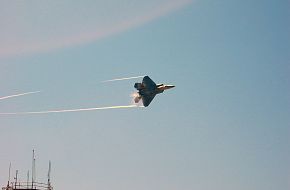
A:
[[7, 162, 11, 187], [14, 170, 18, 189], [47, 161, 51, 190], [32, 150, 35, 189], [27, 171, 29, 189]]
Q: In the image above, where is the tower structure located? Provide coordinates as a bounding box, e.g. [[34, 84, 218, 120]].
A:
[[2, 151, 53, 190]]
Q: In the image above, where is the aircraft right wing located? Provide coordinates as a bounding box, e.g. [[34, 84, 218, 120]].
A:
[[142, 94, 156, 107], [142, 76, 157, 91]]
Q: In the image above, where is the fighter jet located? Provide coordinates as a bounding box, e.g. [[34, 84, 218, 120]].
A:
[[134, 76, 175, 107]]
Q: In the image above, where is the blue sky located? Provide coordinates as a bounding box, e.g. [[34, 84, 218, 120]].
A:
[[0, 0, 289, 190]]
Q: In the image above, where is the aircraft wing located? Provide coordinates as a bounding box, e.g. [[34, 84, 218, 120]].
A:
[[142, 94, 156, 107], [142, 76, 157, 91]]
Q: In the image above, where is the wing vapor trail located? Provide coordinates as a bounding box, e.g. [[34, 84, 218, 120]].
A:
[[102, 75, 144, 83], [0, 91, 41, 101], [0, 105, 144, 115]]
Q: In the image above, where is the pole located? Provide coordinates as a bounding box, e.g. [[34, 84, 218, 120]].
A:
[[27, 171, 29, 189], [32, 150, 34, 189], [7, 162, 11, 187], [15, 170, 18, 189]]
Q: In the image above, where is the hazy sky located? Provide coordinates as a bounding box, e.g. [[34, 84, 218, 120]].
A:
[[0, 0, 289, 190]]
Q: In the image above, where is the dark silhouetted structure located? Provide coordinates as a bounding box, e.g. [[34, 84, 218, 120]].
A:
[[134, 76, 175, 106], [2, 150, 53, 190]]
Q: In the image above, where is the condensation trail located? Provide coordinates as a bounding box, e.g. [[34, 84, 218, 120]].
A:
[[102, 75, 144, 82], [0, 105, 144, 115], [0, 91, 41, 101]]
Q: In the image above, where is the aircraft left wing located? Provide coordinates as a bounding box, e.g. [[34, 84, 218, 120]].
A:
[[142, 94, 156, 107], [142, 76, 157, 91]]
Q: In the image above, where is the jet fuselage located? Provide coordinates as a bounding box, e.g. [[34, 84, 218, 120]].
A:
[[139, 84, 174, 96], [134, 76, 175, 106]]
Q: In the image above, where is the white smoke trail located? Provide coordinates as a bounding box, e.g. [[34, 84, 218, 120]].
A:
[[102, 75, 144, 83], [0, 91, 41, 101], [0, 105, 143, 115]]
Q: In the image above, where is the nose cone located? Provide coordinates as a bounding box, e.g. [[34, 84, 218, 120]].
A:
[[166, 85, 175, 89]]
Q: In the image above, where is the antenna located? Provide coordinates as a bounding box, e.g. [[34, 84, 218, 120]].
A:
[[34, 156, 36, 183], [32, 150, 35, 189], [7, 162, 11, 187], [48, 161, 51, 190], [14, 170, 18, 189], [27, 171, 30, 189]]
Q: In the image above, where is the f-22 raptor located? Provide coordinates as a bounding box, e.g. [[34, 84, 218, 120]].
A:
[[134, 76, 175, 107]]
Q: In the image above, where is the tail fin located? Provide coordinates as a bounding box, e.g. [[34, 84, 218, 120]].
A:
[[134, 83, 143, 90]]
